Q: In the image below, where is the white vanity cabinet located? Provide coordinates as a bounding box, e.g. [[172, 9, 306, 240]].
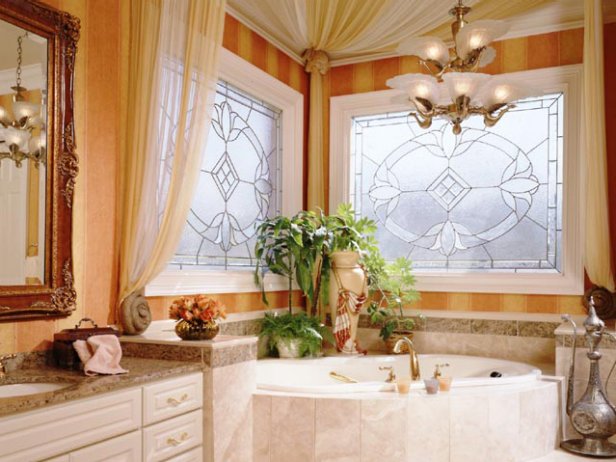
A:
[[0, 372, 203, 462]]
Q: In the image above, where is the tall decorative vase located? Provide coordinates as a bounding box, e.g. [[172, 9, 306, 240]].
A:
[[329, 251, 368, 355]]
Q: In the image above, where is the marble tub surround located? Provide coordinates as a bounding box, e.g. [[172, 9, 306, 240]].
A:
[[0, 356, 202, 417], [254, 379, 560, 462], [121, 320, 258, 462]]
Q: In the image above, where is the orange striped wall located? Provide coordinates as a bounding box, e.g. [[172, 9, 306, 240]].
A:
[[144, 15, 310, 320], [0, 0, 122, 354], [325, 29, 586, 315]]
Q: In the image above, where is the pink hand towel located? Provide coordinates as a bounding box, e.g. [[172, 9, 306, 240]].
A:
[[73, 334, 128, 376]]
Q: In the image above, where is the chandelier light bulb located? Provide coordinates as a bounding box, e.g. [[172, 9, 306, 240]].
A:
[[397, 37, 450, 67], [456, 20, 510, 59], [29, 133, 45, 153], [387, 73, 440, 104], [478, 80, 539, 109], [4, 126, 30, 149], [442, 72, 490, 101], [13, 100, 40, 121]]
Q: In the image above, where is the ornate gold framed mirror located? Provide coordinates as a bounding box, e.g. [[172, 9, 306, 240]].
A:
[[0, 0, 79, 320]]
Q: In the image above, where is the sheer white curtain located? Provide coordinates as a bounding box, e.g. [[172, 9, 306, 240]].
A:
[[119, 0, 226, 332], [583, 0, 615, 291]]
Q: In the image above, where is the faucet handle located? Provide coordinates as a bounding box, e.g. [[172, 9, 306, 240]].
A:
[[379, 366, 397, 383], [433, 363, 450, 378]]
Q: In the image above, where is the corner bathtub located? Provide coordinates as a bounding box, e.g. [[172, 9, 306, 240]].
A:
[[256, 354, 541, 394], [253, 354, 560, 461]]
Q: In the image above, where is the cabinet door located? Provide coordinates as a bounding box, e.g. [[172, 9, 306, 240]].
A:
[[69, 430, 142, 462], [0, 388, 141, 461]]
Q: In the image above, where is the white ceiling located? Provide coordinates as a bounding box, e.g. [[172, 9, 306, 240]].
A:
[[226, 0, 616, 66], [0, 19, 47, 73]]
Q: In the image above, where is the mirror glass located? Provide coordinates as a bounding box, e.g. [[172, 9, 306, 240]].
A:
[[0, 20, 48, 286]]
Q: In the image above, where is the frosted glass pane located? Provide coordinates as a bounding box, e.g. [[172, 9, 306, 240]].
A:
[[170, 81, 282, 270], [351, 93, 564, 273]]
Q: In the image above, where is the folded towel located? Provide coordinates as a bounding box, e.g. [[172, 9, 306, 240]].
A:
[[73, 334, 128, 376]]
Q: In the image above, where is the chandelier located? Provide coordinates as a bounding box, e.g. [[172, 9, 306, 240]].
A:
[[0, 33, 45, 168], [387, 0, 535, 134]]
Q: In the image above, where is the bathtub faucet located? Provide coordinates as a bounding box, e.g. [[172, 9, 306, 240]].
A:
[[393, 337, 420, 380]]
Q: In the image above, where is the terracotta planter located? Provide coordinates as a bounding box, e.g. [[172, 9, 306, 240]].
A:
[[385, 330, 414, 354], [174, 319, 220, 341], [329, 251, 368, 354]]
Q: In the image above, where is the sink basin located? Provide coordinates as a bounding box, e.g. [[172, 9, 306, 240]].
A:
[[0, 382, 72, 398]]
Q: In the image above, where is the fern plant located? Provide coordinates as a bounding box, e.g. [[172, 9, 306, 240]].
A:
[[260, 312, 335, 357]]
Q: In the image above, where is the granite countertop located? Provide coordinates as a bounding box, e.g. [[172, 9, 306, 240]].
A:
[[0, 357, 203, 418]]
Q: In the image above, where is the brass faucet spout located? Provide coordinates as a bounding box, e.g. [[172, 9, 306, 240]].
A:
[[393, 337, 420, 380]]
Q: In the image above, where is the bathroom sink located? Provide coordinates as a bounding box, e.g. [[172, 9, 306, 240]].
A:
[[0, 381, 72, 398]]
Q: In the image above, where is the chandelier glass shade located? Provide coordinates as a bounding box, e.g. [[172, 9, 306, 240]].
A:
[[0, 34, 45, 168], [388, 1, 537, 134]]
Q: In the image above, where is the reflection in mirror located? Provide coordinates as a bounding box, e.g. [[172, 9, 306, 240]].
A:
[[0, 20, 47, 286]]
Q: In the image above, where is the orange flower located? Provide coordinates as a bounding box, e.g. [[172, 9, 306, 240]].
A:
[[169, 294, 226, 323]]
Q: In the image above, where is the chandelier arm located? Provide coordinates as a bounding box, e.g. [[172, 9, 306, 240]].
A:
[[408, 110, 433, 129], [483, 104, 515, 127]]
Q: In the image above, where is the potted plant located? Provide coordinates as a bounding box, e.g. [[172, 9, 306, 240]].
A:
[[260, 311, 334, 358], [254, 211, 331, 358], [168, 295, 226, 341], [367, 257, 422, 353]]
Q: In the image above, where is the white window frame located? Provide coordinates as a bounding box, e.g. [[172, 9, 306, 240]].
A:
[[147, 48, 304, 296], [329, 64, 584, 295]]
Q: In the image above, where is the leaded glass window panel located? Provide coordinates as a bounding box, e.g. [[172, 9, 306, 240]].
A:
[[351, 93, 564, 273], [171, 80, 282, 270]]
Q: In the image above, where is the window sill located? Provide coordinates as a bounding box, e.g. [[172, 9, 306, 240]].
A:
[[145, 270, 295, 296]]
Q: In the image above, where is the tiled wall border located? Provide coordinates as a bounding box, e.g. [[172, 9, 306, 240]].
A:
[[359, 315, 561, 339]]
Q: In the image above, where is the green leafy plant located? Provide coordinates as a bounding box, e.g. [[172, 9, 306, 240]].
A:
[[367, 257, 422, 341], [254, 211, 328, 312], [260, 312, 335, 357]]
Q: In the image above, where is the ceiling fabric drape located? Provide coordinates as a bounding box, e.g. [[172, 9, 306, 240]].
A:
[[583, 0, 615, 291], [118, 0, 226, 327], [228, 0, 553, 211]]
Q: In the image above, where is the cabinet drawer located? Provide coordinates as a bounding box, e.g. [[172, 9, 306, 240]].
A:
[[143, 409, 203, 462], [0, 388, 141, 461], [165, 446, 203, 462], [143, 372, 202, 425], [69, 430, 142, 462]]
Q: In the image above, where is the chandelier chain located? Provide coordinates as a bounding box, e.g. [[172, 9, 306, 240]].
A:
[[15, 34, 24, 89]]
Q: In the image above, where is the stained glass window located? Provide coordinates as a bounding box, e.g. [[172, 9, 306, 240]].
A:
[[171, 80, 282, 270], [351, 93, 564, 273]]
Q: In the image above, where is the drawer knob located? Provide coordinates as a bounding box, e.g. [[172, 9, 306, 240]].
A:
[[167, 393, 189, 406], [167, 432, 189, 447]]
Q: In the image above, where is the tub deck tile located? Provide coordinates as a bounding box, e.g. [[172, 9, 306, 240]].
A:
[[361, 399, 407, 462], [407, 393, 450, 462]]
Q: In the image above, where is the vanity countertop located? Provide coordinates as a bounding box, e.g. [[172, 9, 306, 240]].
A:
[[0, 356, 203, 418]]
